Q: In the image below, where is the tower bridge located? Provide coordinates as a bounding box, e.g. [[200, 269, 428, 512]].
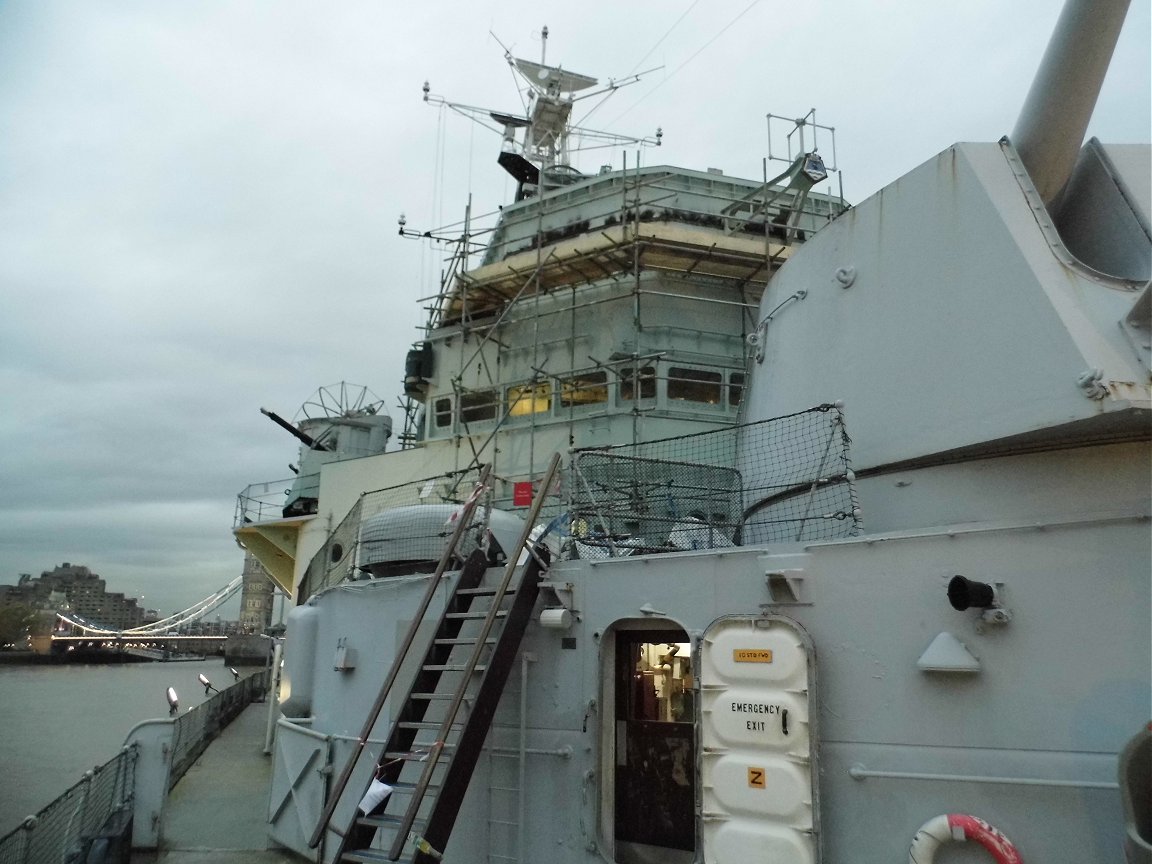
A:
[[40, 575, 247, 661], [48, 633, 228, 661]]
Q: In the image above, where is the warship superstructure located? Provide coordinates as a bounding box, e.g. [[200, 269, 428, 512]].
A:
[[235, 2, 1150, 862]]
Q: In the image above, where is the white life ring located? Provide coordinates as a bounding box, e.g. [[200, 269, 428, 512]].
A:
[[909, 814, 1023, 864]]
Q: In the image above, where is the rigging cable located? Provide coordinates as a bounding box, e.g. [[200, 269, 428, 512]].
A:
[[489, 30, 530, 115], [580, 4, 699, 130], [629, 1, 699, 75], [607, 0, 762, 126]]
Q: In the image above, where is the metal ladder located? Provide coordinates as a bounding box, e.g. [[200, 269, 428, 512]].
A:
[[316, 454, 561, 863]]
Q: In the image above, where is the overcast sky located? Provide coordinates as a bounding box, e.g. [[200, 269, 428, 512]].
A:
[[0, 1, 1148, 616]]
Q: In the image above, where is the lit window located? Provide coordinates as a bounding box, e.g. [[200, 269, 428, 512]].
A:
[[459, 390, 498, 424], [619, 366, 656, 401], [560, 371, 608, 408], [507, 382, 552, 417], [668, 367, 721, 404]]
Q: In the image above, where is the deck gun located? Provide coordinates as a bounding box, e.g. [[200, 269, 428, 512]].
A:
[[260, 407, 331, 451]]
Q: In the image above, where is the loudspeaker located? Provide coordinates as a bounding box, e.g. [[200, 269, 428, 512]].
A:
[[947, 575, 996, 611]]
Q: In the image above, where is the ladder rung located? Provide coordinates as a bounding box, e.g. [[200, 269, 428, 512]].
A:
[[410, 692, 455, 701], [433, 637, 495, 645], [344, 850, 398, 863], [356, 813, 429, 829], [422, 663, 487, 672], [397, 721, 462, 731], [444, 610, 507, 620], [456, 586, 499, 595], [383, 745, 453, 761], [355, 813, 406, 828]]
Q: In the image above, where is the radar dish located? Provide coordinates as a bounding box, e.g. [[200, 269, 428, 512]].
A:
[[514, 58, 597, 93], [491, 111, 531, 128], [296, 382, 385, 421]]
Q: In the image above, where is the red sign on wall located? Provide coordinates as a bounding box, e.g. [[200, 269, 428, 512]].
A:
[[512, 481, 534, 506]]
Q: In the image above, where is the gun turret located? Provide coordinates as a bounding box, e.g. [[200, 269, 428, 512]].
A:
[[1011, 0, 1131, 206], [260, 407, 331, 451]]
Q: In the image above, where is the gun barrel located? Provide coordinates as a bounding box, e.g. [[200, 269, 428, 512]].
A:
[[260, 407, 330, 451], [1011, 0, 1131, 206]]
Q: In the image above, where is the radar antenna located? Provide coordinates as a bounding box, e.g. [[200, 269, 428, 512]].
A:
[[423, 26, 662, 200], [722, 110, 846, 241], [292, 382, 386, 458], [296, 382, 384, 422]]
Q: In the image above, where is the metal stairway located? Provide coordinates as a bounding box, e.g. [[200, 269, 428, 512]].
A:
[[312, 455, 561, 864]]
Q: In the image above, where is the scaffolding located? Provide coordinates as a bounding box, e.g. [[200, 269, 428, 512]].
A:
[[397, 162, 846, 466]]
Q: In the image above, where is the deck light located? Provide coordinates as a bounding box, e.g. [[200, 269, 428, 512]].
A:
[[166, 687, 179, 716], [198, 673, 217, 694]]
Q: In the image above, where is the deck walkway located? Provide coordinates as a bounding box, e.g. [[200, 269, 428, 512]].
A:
[[132, 703, 307, 864]]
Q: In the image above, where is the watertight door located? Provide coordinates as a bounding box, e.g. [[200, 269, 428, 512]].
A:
[[699, 615, 817, 864], [614, 629, 696, 859]]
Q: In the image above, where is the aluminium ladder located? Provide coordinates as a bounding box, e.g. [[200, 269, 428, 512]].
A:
[[322, 454, 561, 863]]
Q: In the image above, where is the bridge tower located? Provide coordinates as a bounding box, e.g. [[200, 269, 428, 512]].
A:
[[238, 551, 276, 634]]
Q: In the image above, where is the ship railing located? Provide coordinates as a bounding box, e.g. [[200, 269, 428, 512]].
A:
[[234, 475, 308, 527], [166, 670, 270, 787], [119, 669, 271, 851], [559, 403, 860, 558], [482, 167, 847, 265], [296, 407, 860, 599], [0, 745, 138, 864]]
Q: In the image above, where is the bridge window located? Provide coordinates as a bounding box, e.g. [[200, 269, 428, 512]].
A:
[[507, 382, 552, 417], [560, 371, 608, 408], [433, 397, 452, 429], [459, 390, 498, 424], [619, 365, 656, 402], [668, 367, 722, 405]]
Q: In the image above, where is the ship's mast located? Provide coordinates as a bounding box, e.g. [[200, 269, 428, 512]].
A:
[[423, 27, 659, 201]]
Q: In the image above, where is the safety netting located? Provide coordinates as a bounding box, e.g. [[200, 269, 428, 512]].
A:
[[563, 403, 860, 557]]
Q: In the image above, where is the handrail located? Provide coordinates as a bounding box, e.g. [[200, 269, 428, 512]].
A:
[[0, 744, 138, 863], [307, 465, 493, 850], [849, 763, 1119, 790], [388, 452, 562, 860]]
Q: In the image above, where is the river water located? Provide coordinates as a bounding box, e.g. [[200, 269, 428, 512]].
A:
[[0, 658, 269, 836]]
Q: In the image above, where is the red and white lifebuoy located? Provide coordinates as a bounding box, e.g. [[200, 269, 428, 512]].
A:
[[909, 814, 1023, 864]]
